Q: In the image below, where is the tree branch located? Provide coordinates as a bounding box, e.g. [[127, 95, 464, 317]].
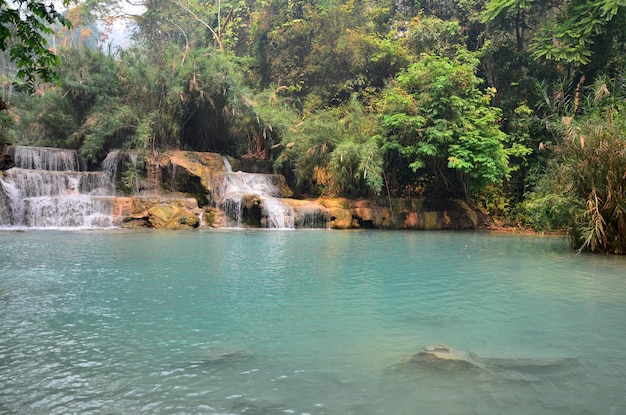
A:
[[172, 0, 223, 51]]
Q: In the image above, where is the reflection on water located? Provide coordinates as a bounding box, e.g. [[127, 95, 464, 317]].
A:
[[1, 230, 625, 414]]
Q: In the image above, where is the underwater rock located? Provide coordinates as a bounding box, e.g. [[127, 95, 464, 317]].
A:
[[404, 344, 485, 371], [396, 344, 577, 380], [189, 349, 254, 370], [189, 350, 258, 373]]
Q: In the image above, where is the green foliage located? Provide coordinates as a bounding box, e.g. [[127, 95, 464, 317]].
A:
[[11, 42, 259, 162], [173, 49, 253, 153], [379, 51, 517, 198], [328, 97, 384, 196], [32, 47, 126, 162], [251, 0, 408, 108], [525, 76, 626, 253], [272, 95, 383, 197], [0, 0, 71, 92], [529, 0, 626, 67], [0, 102, 12, 145], [396, 13, 465, 58]]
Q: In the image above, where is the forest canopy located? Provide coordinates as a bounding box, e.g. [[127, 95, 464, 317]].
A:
[[1, 0, 625, 252]]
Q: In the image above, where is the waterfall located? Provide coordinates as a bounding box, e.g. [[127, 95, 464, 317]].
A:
[[101, 149, 121, 185], [294, 206, 331, 229], [216, 171, 295, 229], [101, 149, 140, 194], [222, 156, 233, 173], [216, 157, 296, 229], [5, 145, 85, 171], [0, 146, 116, 229]]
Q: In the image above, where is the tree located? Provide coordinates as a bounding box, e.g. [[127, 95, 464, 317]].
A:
[[379, 50, 522, 199], [33, 46, 127, 163], [0, 0, 71, 94], [0, 0, 71, 149], [250, 0, 407, 109]]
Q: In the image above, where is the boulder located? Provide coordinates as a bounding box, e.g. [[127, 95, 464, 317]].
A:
[[148, 204, 199, 230], [317, 197, 353, 229], [112, 196, 202, 229], [0, 153, 15, 171], [351, 199, 391, 228]]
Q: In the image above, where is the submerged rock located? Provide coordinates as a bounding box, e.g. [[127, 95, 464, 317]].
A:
[[403, 344, 485, 371], [190, 349, 254, 368], [395, 344, 577, 380]]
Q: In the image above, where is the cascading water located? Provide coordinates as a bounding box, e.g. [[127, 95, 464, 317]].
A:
[[5, 145, 85, 172], [216, 157, 296, 228], [215, 157, 330, 229], [0, 146, 116, 228], [0, 147, 330, 229], [101, 149, 142, 194], [293, 205, 331, 229]]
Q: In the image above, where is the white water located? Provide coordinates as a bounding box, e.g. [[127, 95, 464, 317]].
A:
[[1, 148, 328, 229], [101, 149, 141, 194], [7, 145, 84, 171], [0, 146, 116, 228], [217, 157, 297, 229]]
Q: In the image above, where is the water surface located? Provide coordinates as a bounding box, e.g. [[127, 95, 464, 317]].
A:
[[1, 230, 625, 414]]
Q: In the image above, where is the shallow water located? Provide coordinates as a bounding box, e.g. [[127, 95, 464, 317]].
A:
[[1, 230, 625, 415]]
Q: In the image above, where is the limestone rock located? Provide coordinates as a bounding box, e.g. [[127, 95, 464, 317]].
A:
[[112, 196, 201, 229], [0, 153, 15, 171], [315, 197, 478, 230], [155, 150, 226, 205], [351, 199, 391, 228], [317, 197, 353, 229], [148, 204, 199, 230]]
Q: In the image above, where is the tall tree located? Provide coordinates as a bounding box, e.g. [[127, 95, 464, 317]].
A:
[[251, 0, 407, 108], [379, 50, 521, 199]]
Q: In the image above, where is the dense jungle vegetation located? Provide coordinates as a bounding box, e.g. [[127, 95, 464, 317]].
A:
[[1, 0, 625, 253]]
